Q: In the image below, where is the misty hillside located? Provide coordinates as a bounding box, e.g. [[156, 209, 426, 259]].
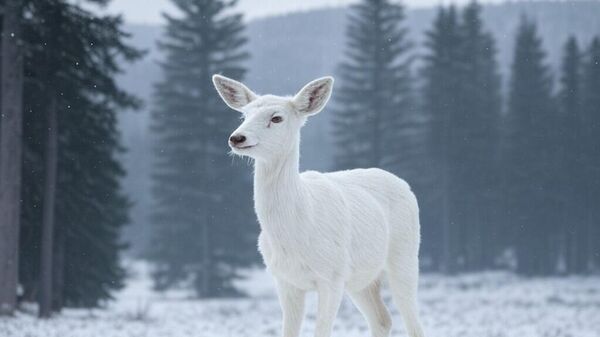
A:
[[119, 1, 600, 254]]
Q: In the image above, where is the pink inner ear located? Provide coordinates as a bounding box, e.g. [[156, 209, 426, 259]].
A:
[[223, 84, 239, 103], [308, 83, 327, 110]]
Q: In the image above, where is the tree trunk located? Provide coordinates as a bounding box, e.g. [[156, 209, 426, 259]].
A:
[[441, 111, 455, 274], [201, 214, 210, 297], [0, 0, 24, 316], [39, 97, 58, 318], [52, 223, 65, 312]]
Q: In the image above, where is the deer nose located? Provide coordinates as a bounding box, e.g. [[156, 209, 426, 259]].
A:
[[229, 134, 246, 145]]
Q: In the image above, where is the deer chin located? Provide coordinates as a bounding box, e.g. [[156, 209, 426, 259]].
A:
[[230, 143, 258, 155]]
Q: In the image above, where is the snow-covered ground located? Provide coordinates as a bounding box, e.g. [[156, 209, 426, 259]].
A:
[[2, 261, 599, 337]]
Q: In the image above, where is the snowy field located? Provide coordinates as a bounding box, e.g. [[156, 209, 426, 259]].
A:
[[2, 261, 599, 337]]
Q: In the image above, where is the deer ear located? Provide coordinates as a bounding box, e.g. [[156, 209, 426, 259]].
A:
[[292, 76, 334, 116], [212, 74, 257, 111]]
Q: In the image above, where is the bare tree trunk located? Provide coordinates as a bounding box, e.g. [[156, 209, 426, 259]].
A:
[[39, 97, 58, 318], [52, 225, 65, 312], [586, 193, 594, 272], [441, 112, 453, 274], [201, 213, 210, 297], [0, 0, 24, 316]]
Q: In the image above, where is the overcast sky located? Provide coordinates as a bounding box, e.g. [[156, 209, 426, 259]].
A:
[[98, 0, 503, 24]]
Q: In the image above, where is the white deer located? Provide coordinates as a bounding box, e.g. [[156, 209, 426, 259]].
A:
[[212, 75, 425, 337]]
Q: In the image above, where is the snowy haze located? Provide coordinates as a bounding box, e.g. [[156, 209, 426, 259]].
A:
[[101, 0, 504, 23]]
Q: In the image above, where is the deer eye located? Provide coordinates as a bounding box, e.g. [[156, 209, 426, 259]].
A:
[[270, 116, 283, 123]]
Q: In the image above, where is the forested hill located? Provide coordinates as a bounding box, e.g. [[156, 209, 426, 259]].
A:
[[251, 1, 600, 90], [118, 1, 600, 254]]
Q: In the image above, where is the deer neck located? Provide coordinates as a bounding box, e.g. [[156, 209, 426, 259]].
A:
[[253, 137, 306, 238]]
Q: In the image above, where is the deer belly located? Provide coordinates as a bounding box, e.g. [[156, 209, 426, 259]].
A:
[[346, 214, 389, 290]]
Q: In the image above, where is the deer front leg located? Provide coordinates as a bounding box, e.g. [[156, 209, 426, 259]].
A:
[[314, 281, 344, 337], [276, 279, 306, 337]]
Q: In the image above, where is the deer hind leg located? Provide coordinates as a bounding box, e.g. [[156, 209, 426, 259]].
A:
[[386, 252, 425, 337], [348, 279, 392, 337]]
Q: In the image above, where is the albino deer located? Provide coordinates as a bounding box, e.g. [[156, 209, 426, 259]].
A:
[[212, 75, 425, 337]]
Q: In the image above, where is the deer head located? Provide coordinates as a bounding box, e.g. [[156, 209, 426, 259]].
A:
[[212, 75, 334, 161]]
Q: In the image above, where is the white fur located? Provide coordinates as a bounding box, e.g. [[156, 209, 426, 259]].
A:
[[212, 74, 425, 337]]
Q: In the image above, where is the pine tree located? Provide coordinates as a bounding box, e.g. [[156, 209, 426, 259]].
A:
[[34, 1, 63, 317], [149, 0, 256, 297], [507, 16, 557, 275], [421, 5, 463, 273], [332, 0, 414, 172], [558, 36, 586, 274], [420, 3, 503, 273], [331, 0, 442, 266], [0, 0, 25, 316], [581, 37, 600, 271], [457, 1, 502, 271], [19, 0, 142, 308]]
